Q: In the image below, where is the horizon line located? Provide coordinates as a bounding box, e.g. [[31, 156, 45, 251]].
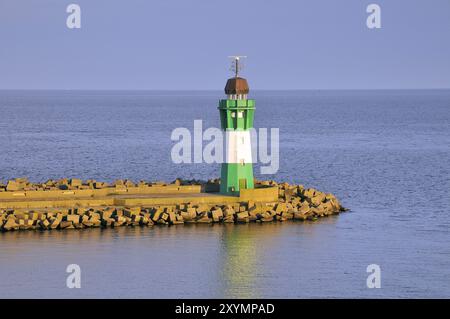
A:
[[1, 88, 450, 91]]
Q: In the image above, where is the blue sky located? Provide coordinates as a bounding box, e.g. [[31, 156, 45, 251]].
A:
[[1, 0, 449, 89]]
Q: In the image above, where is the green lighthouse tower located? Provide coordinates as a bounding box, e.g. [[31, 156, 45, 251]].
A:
[[219, 56, 255, 194]]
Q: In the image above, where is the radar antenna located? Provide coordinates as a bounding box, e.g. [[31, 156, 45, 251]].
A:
[[228, 55, 247, 78]]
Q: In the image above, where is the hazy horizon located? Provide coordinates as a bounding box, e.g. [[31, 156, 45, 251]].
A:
[[1, 88, 450, 92]]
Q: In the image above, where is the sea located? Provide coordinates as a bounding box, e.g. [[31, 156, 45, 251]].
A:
[[0, 89, 449, 298]]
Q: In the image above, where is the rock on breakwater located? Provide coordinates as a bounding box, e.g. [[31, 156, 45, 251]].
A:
[[0, 178, 346, 232]]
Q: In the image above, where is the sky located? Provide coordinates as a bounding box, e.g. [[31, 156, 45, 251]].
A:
[[0, 0, 449, 90]]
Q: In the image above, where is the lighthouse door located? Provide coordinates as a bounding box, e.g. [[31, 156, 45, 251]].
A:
[[239, 179, 247, 190]]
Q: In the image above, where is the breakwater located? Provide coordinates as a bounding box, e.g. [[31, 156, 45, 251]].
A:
[[0, 178, 346, 232]]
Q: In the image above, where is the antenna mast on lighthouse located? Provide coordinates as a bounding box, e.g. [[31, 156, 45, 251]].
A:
[[228, 55, 247, 78]]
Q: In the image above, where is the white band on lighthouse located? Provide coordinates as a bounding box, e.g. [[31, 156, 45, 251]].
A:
[[225, 130, 253, 164]]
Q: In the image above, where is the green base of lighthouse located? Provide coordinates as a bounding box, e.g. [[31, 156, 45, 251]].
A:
[[218, 97, 255, 195], [220, 163, 254, 194], [218, 90, 255, 195]]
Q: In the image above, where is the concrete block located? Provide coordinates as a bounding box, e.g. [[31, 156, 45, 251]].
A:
[[168, 211, 176, 224], [91, 219, 101, 227], [236, 211, 249, 219], [82, 221, 93, 227], [196, 204, 209, 213], [2, 216, 19, 231], [196, 215, 212, 223], [282, 211, 295, 219], [223, 215, 234, 223], [304, 188, 316, 198], [66, 214, 80, 224], [132, 215, 142, 224], [157, 219, 168, 225], [211, 208, 223, 222], [124, 180, 135, 188], [89, 212, 101, 221], [59, 221, 74, 229], [6, 181, 21, 192], [181, 210, 195, 221], [275, 203, 287, 213], [29, 212, 39, 220], [310, 193, 326, 206], [236, 211, 250, 223], [291, 197, 301, 206], [223, 207, 235, 217], [124, 207, 141, 216], [102, 208, 115, 219], [151, 207, 164, 222], [50, 214, 63, 229], [39, 219, 50, 229], [69, 179, 82, 187], [299, 202, 310, 214]]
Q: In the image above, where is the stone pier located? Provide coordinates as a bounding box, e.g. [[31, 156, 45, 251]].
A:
[[0, 178, 346, 232]]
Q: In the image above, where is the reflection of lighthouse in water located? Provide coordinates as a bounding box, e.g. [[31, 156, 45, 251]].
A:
[[218, 56, 255, 194], [220, 224, 261, 298]]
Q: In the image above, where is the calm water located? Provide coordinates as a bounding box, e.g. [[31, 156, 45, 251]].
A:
[[0, 90, 449, 298]]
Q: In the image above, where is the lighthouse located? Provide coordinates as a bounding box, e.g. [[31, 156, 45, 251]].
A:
[[219, 56, 255, 194]]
